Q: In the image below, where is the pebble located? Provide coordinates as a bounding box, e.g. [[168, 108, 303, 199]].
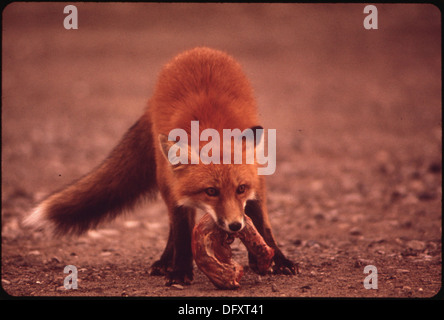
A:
[[349, 227, 362, 236], [171, 284, 184, 290], [2, 279, 11, 285], [27, 250, 41, 256], [100, 251, 112, 257], [51, 256, 61, 263], [402, 286, 413, 294], [305, 240, 321, 248], [124, 220, 141, 229], [406, 240, 426, 251], [300, 285, 311, 292], [354, 258, 374, 268], [428, 161, 441, 174], [304, 240, 321, 251], [417, 191, 437, 201], [313, 212, 325, 221], [310, 180, 323, 191], [396, 269, 410, 274], [271, 284, 279, 292], [326, 209, 339, 222]]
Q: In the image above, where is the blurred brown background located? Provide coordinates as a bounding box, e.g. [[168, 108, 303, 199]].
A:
[[2, 3, 441, 297]]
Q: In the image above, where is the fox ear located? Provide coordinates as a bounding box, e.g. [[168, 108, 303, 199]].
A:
[[158, 134, 187, 169], [249, 126, 265, 160], [158, 134, 172, 160], [158, 133, 195, 169], [250, 126, 264, 146]]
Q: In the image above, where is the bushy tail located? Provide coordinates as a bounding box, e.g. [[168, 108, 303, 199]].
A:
[[25, 112, 158, 235]]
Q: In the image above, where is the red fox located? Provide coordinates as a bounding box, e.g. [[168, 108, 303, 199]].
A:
[[26, 47, 296, 285]]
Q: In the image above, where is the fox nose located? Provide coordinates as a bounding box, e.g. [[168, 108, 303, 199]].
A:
[[228, 221, 242, 232]]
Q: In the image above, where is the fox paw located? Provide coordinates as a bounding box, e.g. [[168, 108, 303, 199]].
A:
[[165, 269, 194, 286], [272, 255, 298, 275], [149, 259, 172, 276], [248, 252, 297, 275]]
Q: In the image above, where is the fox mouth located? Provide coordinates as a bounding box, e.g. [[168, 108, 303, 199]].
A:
[[184, 198, 246, 233], [216, 216, 245, 233]]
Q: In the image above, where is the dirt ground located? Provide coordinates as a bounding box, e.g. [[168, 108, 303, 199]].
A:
[[1, 3, 442, 299]]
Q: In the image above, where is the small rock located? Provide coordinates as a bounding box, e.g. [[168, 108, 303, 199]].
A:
[[100, 251, 112, 257], [401, 249, 417, 257], [310, 180, 323, 191], [354, 258, 374, 268], [124, 220, 141, 229], [396, 269, 410, 274], [344, 193, 363, 204], [400, 220, 413, 229], [271, 284, 279, 292], [171, 284, 184, 290], [301, 285, 311, 292], [305, 240, 321, 248], [417, 191, 437, 201], [2, 279, 11, 285], [421, 254, 433, 261], [406, 240, 426, 251], [51, 256, 61, 263], [28, 250, 41, 256], [87, 230, 103, 239], [313, 212, 325, 221], [428, 162, 441, 174], [326, 209, 339, 222], [305, 241, 321, 251], [349, 227, 362, 236], [402, 286, 412, 293], [390, 190, 404, 203]]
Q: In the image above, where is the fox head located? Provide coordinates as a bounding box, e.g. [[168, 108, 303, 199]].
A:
[[158, 126, 263, 232]]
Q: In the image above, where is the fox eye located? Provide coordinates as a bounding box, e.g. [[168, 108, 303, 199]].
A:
[[236, 184, 246, 194], [205, 187, 219, 197]]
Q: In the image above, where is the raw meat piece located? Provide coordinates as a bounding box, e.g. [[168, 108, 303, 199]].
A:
[[192, 213, 274, 289]]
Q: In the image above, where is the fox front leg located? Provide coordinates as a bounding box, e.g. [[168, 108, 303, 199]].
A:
[[245, 199, 298, 275], [165, 206, 195, 285]]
